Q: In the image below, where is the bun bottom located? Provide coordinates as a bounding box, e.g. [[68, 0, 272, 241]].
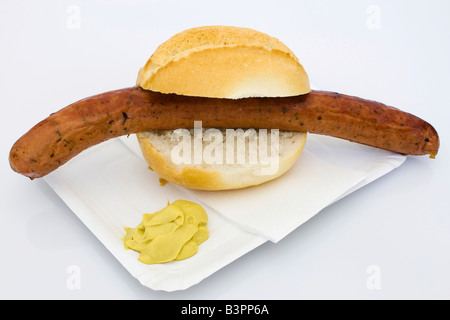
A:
[[137, 129, 306, 190]]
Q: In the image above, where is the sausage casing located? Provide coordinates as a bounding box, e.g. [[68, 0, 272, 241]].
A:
[[9, 87, 439, 178]]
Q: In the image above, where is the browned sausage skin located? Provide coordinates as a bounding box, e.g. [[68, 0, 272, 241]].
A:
[[9, 87, 439, 179]]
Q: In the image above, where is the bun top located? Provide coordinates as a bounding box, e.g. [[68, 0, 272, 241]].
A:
[[136, 25, 310, 99]]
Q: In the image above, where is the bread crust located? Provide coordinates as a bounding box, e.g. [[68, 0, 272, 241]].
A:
[[137, 26, 310, 98]]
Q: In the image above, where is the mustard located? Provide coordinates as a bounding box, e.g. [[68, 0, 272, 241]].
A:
[[123, 200, 209, 264]]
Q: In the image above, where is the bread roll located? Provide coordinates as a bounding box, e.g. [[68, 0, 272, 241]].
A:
[[137, 129, 307, 190], [136, 25, 309, 190]]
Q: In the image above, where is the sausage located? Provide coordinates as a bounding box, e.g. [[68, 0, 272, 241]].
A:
[[9, 87, 439, 179]]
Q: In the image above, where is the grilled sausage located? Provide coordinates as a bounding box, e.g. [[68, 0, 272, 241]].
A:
[[9, 87, 439, 178]]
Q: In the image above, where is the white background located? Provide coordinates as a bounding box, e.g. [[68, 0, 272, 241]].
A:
[[1, 0, 449, 299]]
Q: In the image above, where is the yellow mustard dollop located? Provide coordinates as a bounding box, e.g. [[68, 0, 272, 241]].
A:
[[123, 200, 209, 265]]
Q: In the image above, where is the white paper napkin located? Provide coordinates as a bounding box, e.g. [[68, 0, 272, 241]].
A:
[[188, 150, 367, 242], [43, 133, 406, 291]]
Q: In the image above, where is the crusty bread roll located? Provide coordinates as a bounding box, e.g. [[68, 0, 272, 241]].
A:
[[136, 25, 309, 190], [137, 25, 310, 99], [137, 129, 307, 190]]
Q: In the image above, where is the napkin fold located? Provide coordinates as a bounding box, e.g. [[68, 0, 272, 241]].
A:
[[188, 150, 367, 242]]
